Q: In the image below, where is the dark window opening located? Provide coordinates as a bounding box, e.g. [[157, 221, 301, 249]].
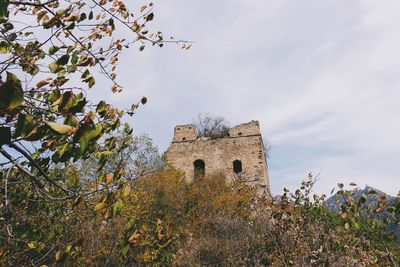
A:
[[238, 132, 243, 136], [194, 159, 205, 178], [233, 160, 242, 174], [182, 137, 186, 141], [177, 127, 180, 130]]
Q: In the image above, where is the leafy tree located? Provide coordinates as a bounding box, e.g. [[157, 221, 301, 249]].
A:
[[0, 0, 188, 264], [78, 132, 164, 182], [0, 0, 188, 196]]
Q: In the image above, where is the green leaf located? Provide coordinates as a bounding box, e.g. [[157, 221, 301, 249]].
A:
[[57, 143, 73, 161], [88, 11, 93, 20], [69, 97, 86, 114], [2, 22, 13, 31], [88, 76, 95, 88], [79, 13, 87, 22], [71, 52, 79, 65], [113, 201, 124, 216], [98, 150, 113, 158], [81, 69, 90, 79], [0, 41, 10, 53], [96, 100, 107, 114], [64, 116, 78, 127], [73, 123, 102, 142], [46, 121, 76, 135], [0, 127, 11, 145], [57, 54, 70, 65], [24, 125, 47, 141], [48, 90, 61, 102], [48, 45, 59, 55], [14, 114, 36, 138], [0, 0, 9, 17], [121, 246, 129, 257], [58, 91, 75, 112], [74, 123, 103, 153], [0, 72, 24, 110]]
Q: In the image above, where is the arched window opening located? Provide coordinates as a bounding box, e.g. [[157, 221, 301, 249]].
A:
[[194, 159, 205, 178], [233, 160, 242, 174]]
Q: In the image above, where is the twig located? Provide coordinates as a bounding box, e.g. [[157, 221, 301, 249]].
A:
[[33, 245, 56, 266], [0, 147, 44, 188], [9, 0, 58, 7], [8, 143, 74, 194], [380, 236, 398, 267]]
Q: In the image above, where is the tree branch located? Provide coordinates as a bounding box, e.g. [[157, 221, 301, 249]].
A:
[[8, 143, 74, 194], [9, 0, 58, 7], [0, 147, 44, 189]]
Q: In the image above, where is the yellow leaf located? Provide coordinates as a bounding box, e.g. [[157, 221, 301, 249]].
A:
[[28, 242, 35, 249], [94, 202, 106, 212], [55, 250, 62, 261], [140, 5, 147, 12], [123, 183, 131, 197], [104, 208, 110, 219], [105, 174, 113, 185], [46, 122, 76, 135], [36, 80, 50, 88]]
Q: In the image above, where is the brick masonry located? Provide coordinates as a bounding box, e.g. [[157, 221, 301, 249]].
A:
[[165, 120, 271, 196]]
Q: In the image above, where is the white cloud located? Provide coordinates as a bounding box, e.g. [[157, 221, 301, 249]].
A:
[[103, 0, 400, 196]]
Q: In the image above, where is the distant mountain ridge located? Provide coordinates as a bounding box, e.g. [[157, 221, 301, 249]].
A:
[[325, 185, 400, 240]]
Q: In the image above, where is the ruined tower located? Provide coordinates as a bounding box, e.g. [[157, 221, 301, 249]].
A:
[[165, 120, 270, 196]]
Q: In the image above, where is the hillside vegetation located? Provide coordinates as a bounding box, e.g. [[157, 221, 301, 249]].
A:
[[2, 165, 399, 266]]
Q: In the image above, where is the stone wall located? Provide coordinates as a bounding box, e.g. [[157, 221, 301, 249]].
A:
[[165, 121, 271, 196]]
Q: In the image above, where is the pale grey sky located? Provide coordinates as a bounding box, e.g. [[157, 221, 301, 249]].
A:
[[97, 0, 400, 196]]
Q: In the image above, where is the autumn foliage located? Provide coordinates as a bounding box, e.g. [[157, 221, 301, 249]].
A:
[[2, 165, 399, 266]]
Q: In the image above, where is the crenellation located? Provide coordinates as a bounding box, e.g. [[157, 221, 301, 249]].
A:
[[173, 124, 197, 142]]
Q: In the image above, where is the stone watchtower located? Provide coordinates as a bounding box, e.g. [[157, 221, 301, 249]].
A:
[[165, 120, 270, 196]]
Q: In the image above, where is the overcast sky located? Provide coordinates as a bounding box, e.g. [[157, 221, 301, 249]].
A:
[[98, 0, 400, 196]]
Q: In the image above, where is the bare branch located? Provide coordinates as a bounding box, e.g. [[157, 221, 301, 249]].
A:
[[9, 0, 58, 7]]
